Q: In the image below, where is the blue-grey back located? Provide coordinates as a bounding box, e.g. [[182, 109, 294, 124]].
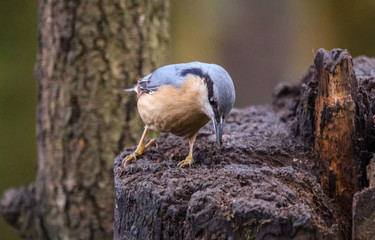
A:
[[139, 62, 235, 117], [139, 62, 209, 89]]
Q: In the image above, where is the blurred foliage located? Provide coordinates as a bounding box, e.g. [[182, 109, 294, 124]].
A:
[[0, 1, 38, 240], [171, 0, 375, 105], [1, 1, 375, 239]]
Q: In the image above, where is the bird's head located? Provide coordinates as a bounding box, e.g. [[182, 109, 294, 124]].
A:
[[180, 63, 235, 146], [203, 65, 235, 147]]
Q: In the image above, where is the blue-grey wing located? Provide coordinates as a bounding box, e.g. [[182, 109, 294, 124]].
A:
[[137, 62, 215, 93]]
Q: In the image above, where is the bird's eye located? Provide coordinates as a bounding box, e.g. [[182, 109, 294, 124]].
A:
[[209, 97, 215, 104]]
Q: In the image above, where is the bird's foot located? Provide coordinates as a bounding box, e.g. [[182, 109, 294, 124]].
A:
[[177, 154, 194, 168], [122, 139, 156, 167]]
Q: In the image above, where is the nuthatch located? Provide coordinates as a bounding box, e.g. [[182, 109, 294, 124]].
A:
[[122, 62, 235, 168]]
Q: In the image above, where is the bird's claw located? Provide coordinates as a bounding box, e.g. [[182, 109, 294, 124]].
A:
[[122, 153, 136, 167], [146, 139, 157, 149], [121, 138, 156, 167], [177, 154, 194, 168], [153, 140, 159, 150]]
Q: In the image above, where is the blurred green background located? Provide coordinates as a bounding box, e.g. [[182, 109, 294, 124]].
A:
[[0, 1, 38, 240], [1, 1, 374, 239]]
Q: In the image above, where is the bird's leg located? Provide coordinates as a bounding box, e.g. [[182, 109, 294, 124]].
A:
[[122, 126, 156, 167], [177, 134, 197, 168]]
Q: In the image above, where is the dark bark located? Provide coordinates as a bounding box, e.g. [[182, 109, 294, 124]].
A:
[[352, 151, 375, 240], [0, 0, 169, 239], [114, 50, 375, 239], [292, 49, 374, 229], [350, 57, 375, 240], [114, 106, 341, 240]]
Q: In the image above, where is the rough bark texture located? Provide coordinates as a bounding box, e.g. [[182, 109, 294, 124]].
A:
[[277, 50, 375, 238], [114, 49, 375, 239], [313, 50, 358, 205], [366, 155, 375, 188], [114, 106, 341, 240], [0, 0, 169, 239], [352, 186, 375, 240], [292, 50, 374, 230], [352, 155, 375, 240], [350, 57, 375, 240]]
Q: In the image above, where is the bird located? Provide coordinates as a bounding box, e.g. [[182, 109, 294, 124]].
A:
[[122, 62, 235, 168]]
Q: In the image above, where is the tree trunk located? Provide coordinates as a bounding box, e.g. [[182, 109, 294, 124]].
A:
[[114, 50, 375, 239], [0, 0, 169, 239]]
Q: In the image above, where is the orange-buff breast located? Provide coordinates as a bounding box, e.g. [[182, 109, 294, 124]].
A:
[[137, 76, 210, 138]]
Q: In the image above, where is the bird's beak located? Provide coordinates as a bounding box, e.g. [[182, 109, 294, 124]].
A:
[[212, 115, 223, 147]]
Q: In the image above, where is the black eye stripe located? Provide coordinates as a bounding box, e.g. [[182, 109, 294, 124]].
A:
[[203, 74, 220, 120], [180, 67, 220, 119], [180, 68, 205, 78]]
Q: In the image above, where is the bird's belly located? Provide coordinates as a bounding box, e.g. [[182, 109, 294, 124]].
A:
[[137, 81, 210, 137], [141, 106, 209, 137]]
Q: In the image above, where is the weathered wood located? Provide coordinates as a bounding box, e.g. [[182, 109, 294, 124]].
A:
[[114, 50, 375, 239], [366, 155, 375, 188], [0, 0, 170, 239], [314, 49, 358, 208], [351, 56, 375, 240], [291, 49, 375, 236], [352, 187, 375, 240], [114, 106, 343, 239]]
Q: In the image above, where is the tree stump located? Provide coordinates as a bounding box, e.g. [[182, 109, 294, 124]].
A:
[[114, 49, 375, 239], [295, 49, 373, 219], [114, 106, 341, 239]]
